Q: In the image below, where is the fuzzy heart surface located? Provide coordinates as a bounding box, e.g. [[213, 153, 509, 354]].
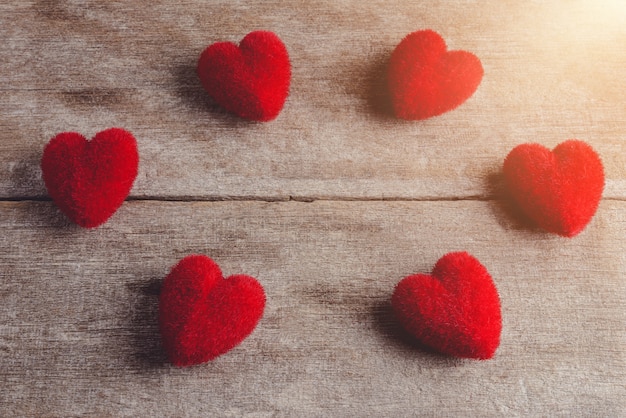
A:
[[197, 30, 291, 121], [387, 29, 483, 120], [159, 255, 266, 367], [503, 140, 604, 237], [391, 252, 501, 360], [41, 128, 138, 228]]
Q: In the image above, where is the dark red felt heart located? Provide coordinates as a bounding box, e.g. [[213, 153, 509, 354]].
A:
[[197, 30, 291, 122], [159, 255, 266, 367], [387, 29, 483, 120], [41, 128, 138, 228], [391, 252, 501, 360], [503, 140, 604, 237]]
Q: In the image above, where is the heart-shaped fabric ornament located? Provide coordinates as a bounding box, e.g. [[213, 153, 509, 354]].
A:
[[387, 29, 483, 120], [41, 128, 139, 228], [391, 252, 501, 359], [197, 30, 291, 121], [159, 255, 266, 367], [503, 140, 604, 237]]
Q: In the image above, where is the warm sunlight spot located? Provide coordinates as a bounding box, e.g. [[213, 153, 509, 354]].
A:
[[554, 0, 626, 42]]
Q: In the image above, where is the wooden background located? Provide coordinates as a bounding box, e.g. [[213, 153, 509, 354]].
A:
[[1, 1, 625, 416]]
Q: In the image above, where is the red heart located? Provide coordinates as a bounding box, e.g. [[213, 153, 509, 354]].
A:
[[197, 30, 291, 122], [391, 252, 502, 359], [41, 128, 139, 228], [387, 30, 483, 120], [159, 255, 266, 367], [503, 140, 604, 237]]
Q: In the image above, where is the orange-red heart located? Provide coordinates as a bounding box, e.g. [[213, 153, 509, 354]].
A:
[[391, 252, 502, 359], [41, 128, 138, 228], [503, 140, 604, 237], [197, 30, 291, 121], [159, 255, 266, 367], [387, 30, 483, 120]]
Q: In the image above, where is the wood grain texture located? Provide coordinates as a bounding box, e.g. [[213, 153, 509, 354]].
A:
[[1, 200, 625, 416], [1, 0, 625, 416], [0, 0, 624, 199]]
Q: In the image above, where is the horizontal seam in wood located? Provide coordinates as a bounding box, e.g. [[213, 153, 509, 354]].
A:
[[1, 196, 625, 203]]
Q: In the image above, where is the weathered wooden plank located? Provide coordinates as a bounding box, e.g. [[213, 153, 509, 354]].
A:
[[1, 1, 625, 200], [0, 200, 624, 416]]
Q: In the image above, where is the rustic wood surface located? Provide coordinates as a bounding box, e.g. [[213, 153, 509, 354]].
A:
[[1, 1, 625, 416]]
